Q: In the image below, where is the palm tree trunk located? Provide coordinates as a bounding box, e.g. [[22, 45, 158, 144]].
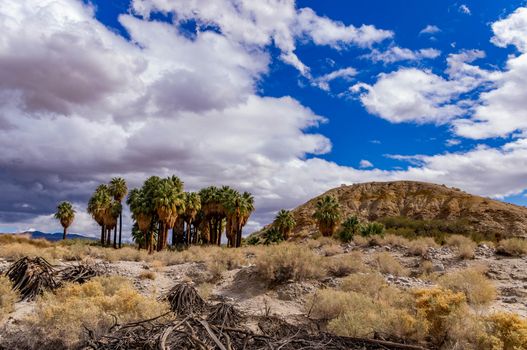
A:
[[157, 222, 163, 252], [100, 225, 105, 246], [118, 210, 122, 249], [113, 226, 117, 249], [63, 227, 67, 240], [186, 221, 191, 246], [106, 228, 111, 246]]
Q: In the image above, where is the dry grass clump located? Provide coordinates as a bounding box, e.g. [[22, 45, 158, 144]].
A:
[[138, 271, 156, 280], [497, 238, 527, 257], [197, 282, 214, 300], [321, 244, 343, 256], [352, 235, 368, 247], [18, 276, 168, 349], [339, 272, 386, 298], [380, 234, 410, 248], [313, 287, 424, 341], [446, 234, 476, 260], [373, 252, 409, 276], [408, 237, 438, 256], [254, 243, 324, 284], [0, 234, 52, 247], [0, 276, 17, 322], [438, 268, 497, 306], [418, 260, 435, 276], [325, 251, 367, 277]]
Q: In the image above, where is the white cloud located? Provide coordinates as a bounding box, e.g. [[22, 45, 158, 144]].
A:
[[419, 25, 441, 35], [359, 160, 373, 168], [445, 139, 461, 147], [491, 7, 527, 52], [459, 4, 471, 15], [365, 46, 441, 64], [312, 67, 357, 91], [130, 0, 392, 76], [351, 68, 467, 124]]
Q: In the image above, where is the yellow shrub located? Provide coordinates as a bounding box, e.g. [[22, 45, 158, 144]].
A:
[[373, 252, 409, 276], [480, 312, 527, 350], [20, 276, 168, 348], [438, 268, 497, 306], [254, 243, 324, 284], [306, 289, 355, 320], [497, 238, 527, 257], [413, 287, 467, 345], [0, 276, 17, 322]]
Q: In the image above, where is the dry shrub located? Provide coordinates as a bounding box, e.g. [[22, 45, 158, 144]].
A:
[[149, 260, 165, 271], [373, 252, 409, 276], [446, 235, 476, 260], [325, 251, 366, 277], [408, 237, 438, 256], [0, 234, 52, 248], [497, 238, 527, 257], [352, 235, 368, 247], [339, 272, 386, 298], [197, 283, 214, 300], [438, 268, 497, 306], [0, 276, 17, 321], [306, 289, 354, 320], [254, 243, 324, 284], [138, 271, 156, 280], [320, 288, 424, 341], [381, 234, 410, 248], [413, 287, 467, 346], [19, 276, 168, 349], [305, 237, 339, 250], [419, 260, 435, 275], [321, 244, 343, 256], [479, 312, 527, 350]]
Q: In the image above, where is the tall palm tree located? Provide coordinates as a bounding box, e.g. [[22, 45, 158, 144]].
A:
[[312, 195, 341, 237], [54, 201, 75, 240], [273, 209, 296, 240], [87, 184, 112, 246], [183, 192, 201, 245], [127, 187, 155, 253], [200, 186, 226, 245], [224, 191, 254, 247], [109, 177, 127, 249], [153, 177, 185, 251]]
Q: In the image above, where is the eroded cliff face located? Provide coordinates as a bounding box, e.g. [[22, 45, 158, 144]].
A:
[[287, 181, 527, 239]]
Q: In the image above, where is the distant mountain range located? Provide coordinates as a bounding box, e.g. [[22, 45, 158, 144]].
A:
[[3, 230, 97, 242]]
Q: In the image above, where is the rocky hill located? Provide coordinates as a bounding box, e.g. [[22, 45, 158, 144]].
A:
[[283, 181, 527, 240]]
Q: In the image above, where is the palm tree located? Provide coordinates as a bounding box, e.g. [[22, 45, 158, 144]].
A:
[[109, 177, 127, 249], [87, 184, 112, 246], [54, 202, 75, 240], [338, 216, 361, 242], [312, 195, 341, 237], [224, 191, 254, 247], [272, 209, 296, 240], [127, 187, 155, 253], [153, 177, 185, 251], [183, 192, 201, 245]]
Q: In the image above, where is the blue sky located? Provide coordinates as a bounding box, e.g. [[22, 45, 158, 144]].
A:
[[1, 0, 527, 235]]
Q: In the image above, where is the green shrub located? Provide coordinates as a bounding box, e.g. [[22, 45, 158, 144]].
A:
[[360, 222, 385, 237]]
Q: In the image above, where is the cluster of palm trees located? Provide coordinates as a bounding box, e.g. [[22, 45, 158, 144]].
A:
[[312, 195, 385, 241], [125, 176, 255, 253], [54, 201, 76, 240], [87, 177, 128, 248]]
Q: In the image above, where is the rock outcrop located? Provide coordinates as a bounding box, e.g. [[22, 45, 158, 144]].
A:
[[284, 181, 527, 239]]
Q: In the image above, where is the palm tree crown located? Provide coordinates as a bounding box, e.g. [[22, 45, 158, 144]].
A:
[[273, 209, 296, 240], [312, 195, 341, 237], [54, 201, 75, 240]]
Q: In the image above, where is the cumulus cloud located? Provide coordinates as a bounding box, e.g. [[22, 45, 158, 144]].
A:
[[364, 46, 441, 64], [419, 25, 441, 35], [130, 0, 392, 76]]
